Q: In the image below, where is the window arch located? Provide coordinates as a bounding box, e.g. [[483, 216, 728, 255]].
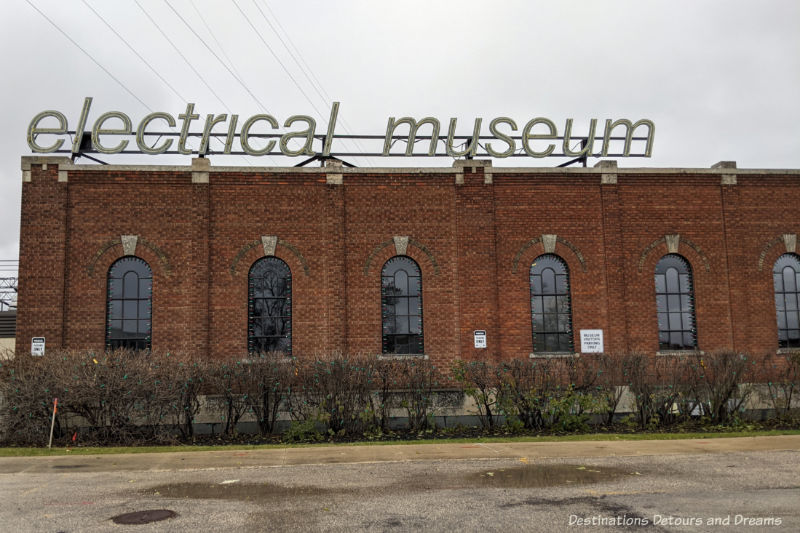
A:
[[248, 257, 292, 355], [530, 254, 573, 353], [655, 254, 697, 350], [774, 253, 800, 349], [106, 257, 152, 350], [381, 256, 423, 354]]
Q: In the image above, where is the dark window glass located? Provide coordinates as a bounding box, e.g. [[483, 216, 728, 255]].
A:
[[774, 254, 800, 349], [249, 257, 292, 355], [655, 254, 697, 350], [382, 256, 423, 354], [530, 254, 573, 353], [106, 257, 152, 351]]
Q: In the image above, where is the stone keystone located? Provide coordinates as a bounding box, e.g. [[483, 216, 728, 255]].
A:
[[542, 234, 557, 254], [121, 235, 138, 256], [665, 234, 680, 254], [784, 234, 797, 254], [261, 235, 278, 256], [393, 236, 409, 256]]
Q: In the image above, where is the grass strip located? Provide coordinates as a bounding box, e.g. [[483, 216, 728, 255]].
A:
[[1, 429, 799, 457]]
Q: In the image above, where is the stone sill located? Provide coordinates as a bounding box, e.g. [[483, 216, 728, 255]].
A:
[[777, 348, 800, 356], [377, 353, 429, 361], [656, 350, 704, 357], [529, 352, 579, 359]]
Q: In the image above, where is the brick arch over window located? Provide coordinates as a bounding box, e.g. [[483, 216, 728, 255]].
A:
[[364, 237, 439, 276], [638, 234, 710, 273], [230, 237, 310, 276], [758, 233, 797, 272], [512, 235, 587, 274], [87, 235, 171, 278], [774, 253, 800, 349]]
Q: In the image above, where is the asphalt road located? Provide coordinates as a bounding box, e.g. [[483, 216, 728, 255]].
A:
[[1, 437, 798, 532]]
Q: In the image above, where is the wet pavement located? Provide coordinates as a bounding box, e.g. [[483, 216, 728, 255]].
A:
[[0, 436, 798, 532]]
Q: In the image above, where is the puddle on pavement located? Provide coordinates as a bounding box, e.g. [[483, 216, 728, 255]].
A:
[[142, 464, 634, 502], [464, 464, 630, 488], [142, 482, 354, 502]]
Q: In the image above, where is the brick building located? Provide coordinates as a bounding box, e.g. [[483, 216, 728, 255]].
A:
[[15, 156, 800, 364]]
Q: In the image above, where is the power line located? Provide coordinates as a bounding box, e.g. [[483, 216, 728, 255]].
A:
[[134, 0, 234, 115], [231, 0, 323, 119], [133, 0, 262, 165], [164, 0, 274, 116], [23, 0, 152, 112], [235, 0, 367, 165], [81, 0, 186, 103], [189, 0, 246, 86], [254, 0, 370, 164]]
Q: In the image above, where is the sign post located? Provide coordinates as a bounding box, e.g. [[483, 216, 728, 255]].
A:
[[48, 398, 58, 449]]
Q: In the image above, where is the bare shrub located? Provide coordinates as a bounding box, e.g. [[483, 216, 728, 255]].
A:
[[288, 352, 376, 437], [0, 353, 64, 445], [241, 352, 295, 436], [206, 359, 251, 436], [759, 352, 800, 420], [495, 357, 597, 432], [0, 349, 205, 446], [622, 353, 690, 429], [683, 351, 754, 424], [395, 358, 438, 432], [452, 359, 500, 429], [591, 353, 628, 425]]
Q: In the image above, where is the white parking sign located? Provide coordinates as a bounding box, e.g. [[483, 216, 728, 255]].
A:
[[31, 337, 46, 356], [580, 330, 603, 353]]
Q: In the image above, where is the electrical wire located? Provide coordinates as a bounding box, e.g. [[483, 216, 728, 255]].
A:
[[133, 0, 267, 164], [23, 0, 152, 112], [81, 0, 186, 103], [135, 0, 234, 115], [253, 0, 371, 165], [189, 0, 246, 86], [164, 0, 274, 116]]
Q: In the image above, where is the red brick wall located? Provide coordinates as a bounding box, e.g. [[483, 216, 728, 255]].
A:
[[15, 158, 800, 363]]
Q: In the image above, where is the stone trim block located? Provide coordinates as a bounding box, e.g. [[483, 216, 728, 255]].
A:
[[261, 235, 278, 256], [783, 234, 797, 254], [665, 234, 680, 254], [595, 160, 618, 184], [542, 234, 557, 254], [121, 235, 138, 256], [713, 161, 737, 185], [393, 235, 409, 255], [191, 157, 210, 183]]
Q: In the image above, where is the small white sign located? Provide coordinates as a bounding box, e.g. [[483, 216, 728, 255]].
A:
[[473, 330, 487, 349], [580, 330, 603, 353], [31, 337, 46, 357]]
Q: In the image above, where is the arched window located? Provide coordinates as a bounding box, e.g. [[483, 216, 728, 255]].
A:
[[249, 257, 292, 355], [774, 254, 800, 349], [106, 257, 152, 350], [381, 256, 423, 354], [530, 254, 573, 353], [655, 254, 697, 350]]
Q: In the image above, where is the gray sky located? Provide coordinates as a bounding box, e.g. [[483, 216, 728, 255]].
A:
[[2, 0, 799, 264]]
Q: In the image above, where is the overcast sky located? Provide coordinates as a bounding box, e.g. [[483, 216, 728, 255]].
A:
[[1, 0, 799, 265]]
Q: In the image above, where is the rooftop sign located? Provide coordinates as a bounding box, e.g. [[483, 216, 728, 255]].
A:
[[27, 98, 654, 161]]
